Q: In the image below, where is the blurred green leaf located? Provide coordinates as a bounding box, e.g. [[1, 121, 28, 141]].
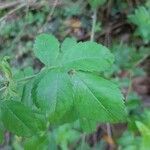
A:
[[0, 100, 46, 137], [136, 121, 150, 150], [88, 0, 106, 9]]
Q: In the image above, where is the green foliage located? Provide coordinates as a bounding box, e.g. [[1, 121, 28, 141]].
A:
[[0, 127, 4, 144], [62, 0, 84, 16], [33, 34, 126, 132], [88, 0, 106, 9], [0, 56, 12, 80], [118, 131, 140, 150], [0, 1, 149, 149], [24, 134, 50, 150], [118, 109, 150, 150], [0, 8, 48, 60], [136, 121, 150, 150], [52, 124, 81, 150], [107, 43, 149, 77], [111, 43, 149, 70], [34, 34, 60, 66], [0, 100, 46, 137], [34, 35, 114, 72], [0, 34, 126, 143], [128, 6, 150, 43], [136, 110, 150, 150]]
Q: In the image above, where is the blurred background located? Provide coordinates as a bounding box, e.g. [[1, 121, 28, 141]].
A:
[[0, 0, 150, 149]]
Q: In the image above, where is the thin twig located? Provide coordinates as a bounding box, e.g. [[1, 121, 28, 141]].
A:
[[17, 74, 37, 83], [49, 0, 58, 18], [106, 123, 114, 150], [0, 1, 20, 10], [0, 86, 6, 92], [39, 0, 59, 33], [0, 3, 26, 23], [126, 0, 132, 10], [135, 0, 140, 6], [135, 54, 149, 67], [125, 70, 133, 101], [90, 8, 97, 41], [106, 123, 112, 138], [81, 133, 86, 149], [106, 0, 113, 19], [5, 0, 31, 55]]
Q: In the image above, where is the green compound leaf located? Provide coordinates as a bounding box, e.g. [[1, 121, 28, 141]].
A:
[[0, 100, 45, 137], [34, 34, 60, 66], [32, 34, 126, 132]]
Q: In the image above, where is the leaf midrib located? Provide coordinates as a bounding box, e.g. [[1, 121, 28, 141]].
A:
[[76, 74, 119, 121]]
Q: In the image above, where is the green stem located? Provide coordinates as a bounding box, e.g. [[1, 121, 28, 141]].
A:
[[125, 70, 133, 101], [0, 86, 6, 92], [17, 74, 37, 83], [90, 8, 97, 41], [16, 66, 57, 83]]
